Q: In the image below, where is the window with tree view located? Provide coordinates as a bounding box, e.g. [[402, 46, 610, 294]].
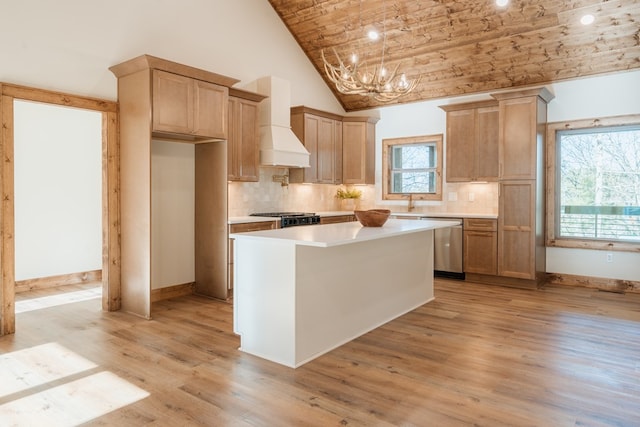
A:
[[557, 125, 640, 242], [383, 135, 442, 201]]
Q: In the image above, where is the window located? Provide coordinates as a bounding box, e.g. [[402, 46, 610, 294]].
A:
[[547, 115, 640, 250], [382, 135, 442, 201]]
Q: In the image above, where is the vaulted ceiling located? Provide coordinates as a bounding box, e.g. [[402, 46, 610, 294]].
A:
[[268, 0, 640, 111]]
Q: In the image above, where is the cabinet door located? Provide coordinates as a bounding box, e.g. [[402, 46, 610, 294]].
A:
[[228, 97, 259, 182], [152, 70, 193, 135], [343, 120, 374, 184], [193, 80, 227, 139], [499, 96, 537, 180], [445, 108, 475, 182], [334, 120, 343, 184], [476, 106, 499, 180], [237, 99, 259, 181], [464, 230, 497, 275], [318, 117, 339, 183], [303, 114, 320, 182], [227, 97, 239, 179], [498, 180, 535, 279]]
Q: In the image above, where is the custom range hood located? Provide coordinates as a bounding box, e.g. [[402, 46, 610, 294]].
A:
[[244, 76, 310, 168]]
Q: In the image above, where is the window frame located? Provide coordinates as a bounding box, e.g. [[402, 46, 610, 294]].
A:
[[382, 134, 443, 201], [546, 114, 640, 252]]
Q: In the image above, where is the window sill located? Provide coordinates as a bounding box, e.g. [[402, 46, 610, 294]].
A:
[[546, 238, 640, 253]]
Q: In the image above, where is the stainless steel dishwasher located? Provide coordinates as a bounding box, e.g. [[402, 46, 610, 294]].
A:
[[421, 217, 464, 279]]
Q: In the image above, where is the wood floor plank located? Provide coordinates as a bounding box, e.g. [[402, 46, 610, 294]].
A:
[[1, 279, 639, 426]]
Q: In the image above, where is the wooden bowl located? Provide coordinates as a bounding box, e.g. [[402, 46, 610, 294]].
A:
[[354, 209, 391, 227]]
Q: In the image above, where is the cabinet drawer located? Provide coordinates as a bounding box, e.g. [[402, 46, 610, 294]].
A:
[[464, 218, 497, 232], [320, 215, 355, 224], [229, 221, 278, 233]]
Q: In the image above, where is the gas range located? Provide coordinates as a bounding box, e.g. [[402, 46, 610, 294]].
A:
[[250, 211, 321, 228]]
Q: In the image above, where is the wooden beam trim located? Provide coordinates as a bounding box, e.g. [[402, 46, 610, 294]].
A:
[[1, 83, 117, 113], [0, 94, 15, 335], [103, 111, 121, 311]]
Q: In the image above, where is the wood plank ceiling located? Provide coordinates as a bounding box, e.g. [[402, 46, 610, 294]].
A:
[[268, 0, 640, 111]]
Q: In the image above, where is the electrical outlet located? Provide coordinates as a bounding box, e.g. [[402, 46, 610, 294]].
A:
[[448, 192, 458, 201], [468, 192, 475, 202], [606, 253, 613, 263]]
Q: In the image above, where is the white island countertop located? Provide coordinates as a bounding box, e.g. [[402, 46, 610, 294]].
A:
[[230, 218, 459, 248]]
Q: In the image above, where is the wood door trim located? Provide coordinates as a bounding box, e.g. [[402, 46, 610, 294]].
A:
[[0, 82, 121, 336]]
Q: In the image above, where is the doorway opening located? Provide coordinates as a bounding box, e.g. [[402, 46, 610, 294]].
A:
[[13, 100, 103, 309]]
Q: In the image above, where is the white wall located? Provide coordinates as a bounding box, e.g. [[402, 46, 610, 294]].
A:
[[151, 141, 195, 289], [0, 0, 344, 114], [367, 70, 640, 281], [13, 100, 102, 280]]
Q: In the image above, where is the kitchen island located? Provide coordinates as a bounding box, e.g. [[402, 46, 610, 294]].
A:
[[231, 218, 459, 368]]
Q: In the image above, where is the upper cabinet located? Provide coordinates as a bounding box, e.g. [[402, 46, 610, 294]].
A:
[[494, 88, 554, 181], [227, 88, 266, 182], [290, 106, 343, 184], [440, 100, 499, 182], [110, 54, 238, 143], [152, 70, 228, 140], [343, 116, 379, 185]]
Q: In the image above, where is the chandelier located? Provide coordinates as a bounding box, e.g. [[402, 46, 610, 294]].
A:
[[321, 0, 420, 102]]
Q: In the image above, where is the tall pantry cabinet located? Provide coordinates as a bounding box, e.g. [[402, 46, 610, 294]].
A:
[[493, 88, 554, 285], [110, 55, 238, 318]]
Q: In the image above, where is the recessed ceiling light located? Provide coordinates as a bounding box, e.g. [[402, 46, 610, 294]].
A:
[[496, 0, 508, 7], [581, 14, 595, 25]]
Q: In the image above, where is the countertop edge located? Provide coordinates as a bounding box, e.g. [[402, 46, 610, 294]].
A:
[[229, 211, 497, 224], [230, 219, 460, 248]]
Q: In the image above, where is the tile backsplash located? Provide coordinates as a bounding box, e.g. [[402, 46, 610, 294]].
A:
[[228, 167, 498, 217], [228, 167, 370, 216]]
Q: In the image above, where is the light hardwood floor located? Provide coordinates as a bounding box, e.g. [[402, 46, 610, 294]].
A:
[[2, 279, 640, 426]]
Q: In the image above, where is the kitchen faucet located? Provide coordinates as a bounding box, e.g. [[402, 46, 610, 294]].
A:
[[407, 194, 415, 212]]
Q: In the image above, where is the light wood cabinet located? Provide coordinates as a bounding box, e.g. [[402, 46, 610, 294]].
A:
[[492, 87, 554, 284], [228, 221, 278, 290], [110, 55, 239, 318], [342, 116, 378, 185], [440, 100, 499, 182], [290, 107, 343, 184], [227, 88, 266, 182], [497, 181, 535, 279], [152, 69, 228, 140], [320, 215, 355, 224], [497, 95, 543, 180], [463, 218, 497, 275]]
